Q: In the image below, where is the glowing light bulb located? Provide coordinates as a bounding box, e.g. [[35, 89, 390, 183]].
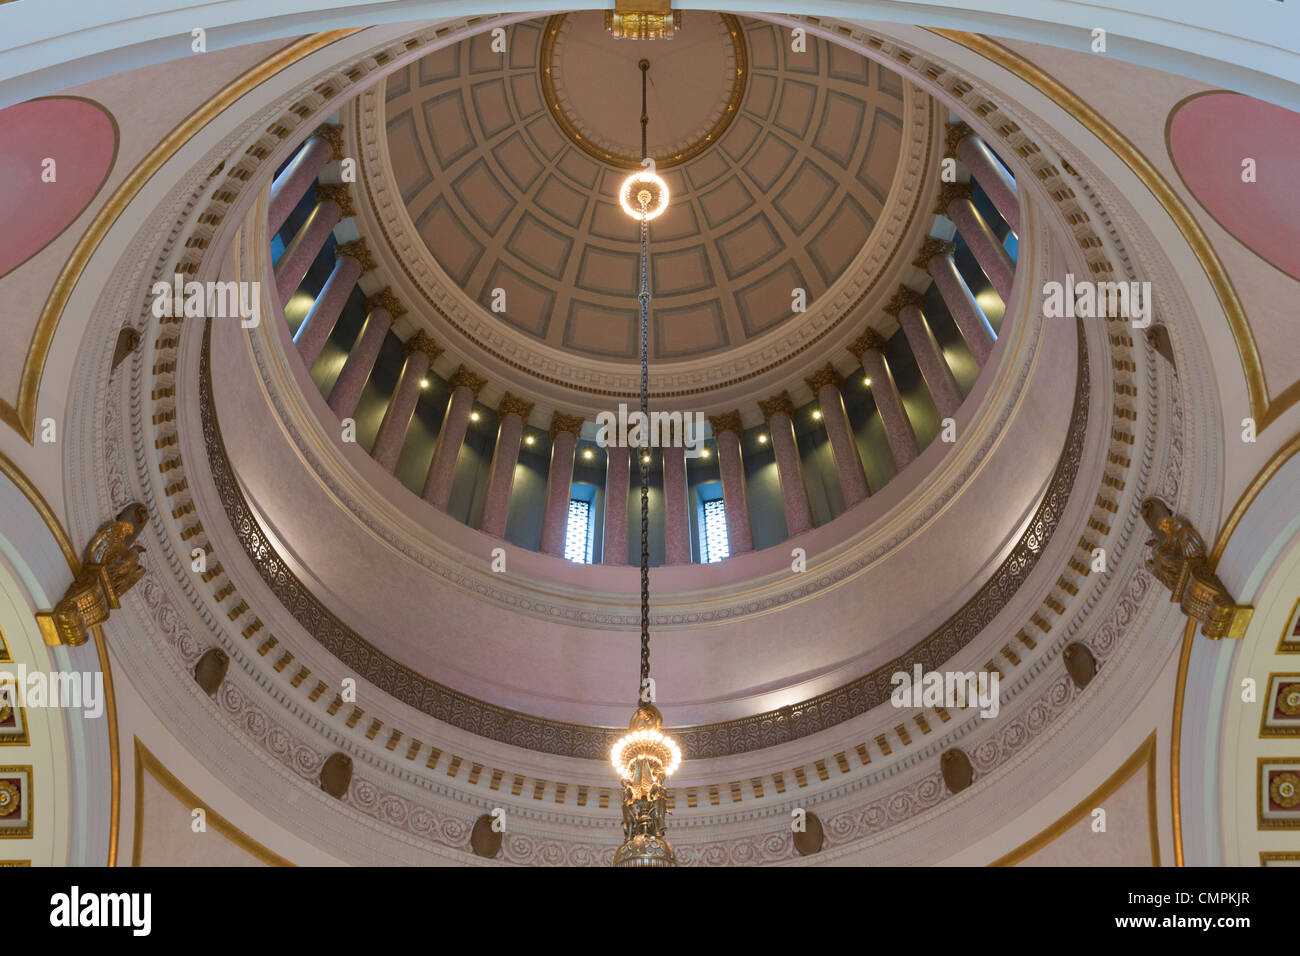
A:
[[812, 409, 822, 420], [758, 434, 768, 444], [470, 411, 481, 422], [418, 378, 430, 389]]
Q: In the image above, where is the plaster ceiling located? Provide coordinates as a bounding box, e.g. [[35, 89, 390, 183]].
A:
[[382, 12, 909, 363]]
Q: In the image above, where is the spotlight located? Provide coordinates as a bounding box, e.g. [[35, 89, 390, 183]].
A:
[[419, 378, 430, 389], [470, 411, 481, 422], [583, 448, 594, 460], [525, 434, 535, 446], [758, 434, 768, 444], [641, 453, 651, 464], [864, 376, 872, 387], [812, 409, 822, 420], [700, 448, 711, 459]]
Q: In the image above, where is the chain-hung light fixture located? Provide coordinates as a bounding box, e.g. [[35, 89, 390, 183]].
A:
[[611, 58, 680, 869]]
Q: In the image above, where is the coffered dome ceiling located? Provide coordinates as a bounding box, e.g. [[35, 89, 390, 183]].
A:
[[381, 12, 910, 363]]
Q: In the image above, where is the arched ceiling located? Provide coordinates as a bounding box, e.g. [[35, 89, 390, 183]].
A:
[[382, 12, 908, 363]]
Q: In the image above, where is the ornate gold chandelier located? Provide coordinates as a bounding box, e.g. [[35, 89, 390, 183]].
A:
[[605, 0, 681, 40], [612, 57, 681, 868]]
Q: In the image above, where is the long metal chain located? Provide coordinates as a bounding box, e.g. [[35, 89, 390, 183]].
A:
[[637, 57, 652, 694], [638, 215, 650, 690]]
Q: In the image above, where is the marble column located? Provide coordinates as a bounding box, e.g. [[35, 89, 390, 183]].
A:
[[661, 445, 691, 565], [480, 392, 535, 538], [539, 412, 584, 557], [707, 411, 753, 556], [269, 133, 333, 235], [886, 282, 963, 419], [759, 391, 813, 537], [849, 329, 918, 472], [917, 237, 996, 367], [327, 287, 404, 420], [936, 181, 1015, 304], [293, 237, 375, 368], [603, 446, 630, 565], [947, 122, 1020, 234], [804, 365, 869, 507], [423, 365, 486, 510], [273, 184, 354, 305], [371, 331, 442, 473]]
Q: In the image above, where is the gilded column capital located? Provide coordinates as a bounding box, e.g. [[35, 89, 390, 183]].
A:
[[804, 363, 842, 393], [707, 410, 744, 438], [498, 391, 535, 421], [912, 237, 956, 270], [315, 123, 346, 162], [403, 330, 443, 363], [847, 328, 890, 359], [314, 182, 356, 217], [365, 287, 407, 319], [758, 391, 796, 423], [944, 121, 975, 159], [448, 364, 487, 396], [884, 284, 926, 316], [933, 181, 974, 215], [335, 237, 377, 273], [549, 411, 585, 440]]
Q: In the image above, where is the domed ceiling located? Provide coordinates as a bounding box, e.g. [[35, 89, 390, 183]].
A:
[[382, 12, 908, 363]]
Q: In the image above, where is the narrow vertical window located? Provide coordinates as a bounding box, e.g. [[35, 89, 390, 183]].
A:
[[701, 497, 729, 563], [565, 498, 593, 564]]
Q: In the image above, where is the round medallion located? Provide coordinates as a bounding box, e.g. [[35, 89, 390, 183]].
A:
[[0, 781, 18, 816], [1270, 771, 1300, 809], [540, 11, 747, 168], [1278, 683, 1300, 716]]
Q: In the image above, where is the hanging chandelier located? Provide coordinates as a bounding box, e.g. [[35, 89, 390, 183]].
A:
[[612, 57, 682, 869]]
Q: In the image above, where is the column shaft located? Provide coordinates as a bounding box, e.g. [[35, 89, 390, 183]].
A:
[[274, 200, 340, 304], [817, 384, 869, 506], [603, 447, 630, 565], [371, 351, 430, 472], [896, 304, 963, 419], [294, 253, 361, 368], [327, 307, 391, 419], [859, 350, 918, 471], [661, 446, 690, 564], [714, 430, 753, 555], [480, 413, 525, 538], [947, 198, 1015, 303], [423, 387, 474, 509], [539, 431, 579, 557], [269, 137, 331, 235], [957, 135, 1020, 234], [769, 412, 813, 537], [929, 254, 996, 367]]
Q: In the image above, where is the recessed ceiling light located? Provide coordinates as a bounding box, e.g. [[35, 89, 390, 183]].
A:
[[641, 454, 651, 464], [525, 435, 535, 446], [812, 409, 822, 420], [583, 448, 594, 460], [418, 378, 430, 389], [700, 448, 711, 459], [864, 376, 873, 387], [470, 411, 481, 422], [758, 434, 768, 444]]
